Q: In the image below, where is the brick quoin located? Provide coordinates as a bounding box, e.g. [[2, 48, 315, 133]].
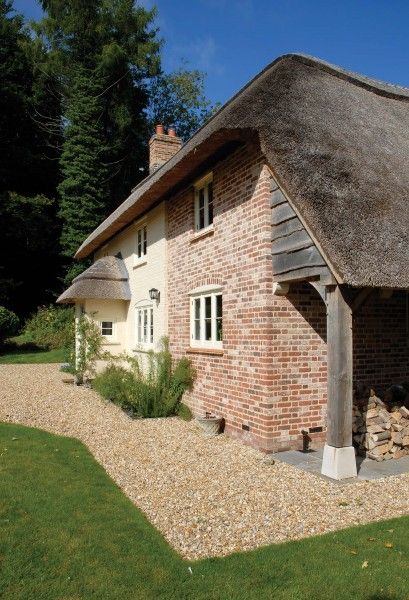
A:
[[167, 141, 409, 453]]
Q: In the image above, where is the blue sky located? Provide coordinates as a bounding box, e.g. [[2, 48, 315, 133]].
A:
[[13, 0, 409, 105]]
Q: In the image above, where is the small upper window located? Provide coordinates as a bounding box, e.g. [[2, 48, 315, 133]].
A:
[[136, 224, 147, 260], [101, 321, 113, 337], [194, 174, 213, 232]]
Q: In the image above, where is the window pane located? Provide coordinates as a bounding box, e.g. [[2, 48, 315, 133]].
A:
[[194, 298, 200, 319], [205, 296, 212, 340], [137, 310, 142, 342], [150, 308, 153, 343], [194, 298, 200, 340], [101, 321, 113, 336], [137, 230, 141, 258], [143, 226, 147, 255], [205, 296, 211, 318], [216, 294, 223, 342], [143, 309, 148, 342], [199, 188, 205, 210], [208, 181, 213, 225], [216, 294, 222, 318]]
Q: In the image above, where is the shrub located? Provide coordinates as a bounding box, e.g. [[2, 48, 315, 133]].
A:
[[0, 306, 20, 344], [24, 305, 74, 350], [93, 365, 136, 411], [177, 403, 193, 421], [93, 338, 196, 418]]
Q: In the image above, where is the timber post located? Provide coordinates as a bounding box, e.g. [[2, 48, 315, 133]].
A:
[[321, 284, 357, 479]]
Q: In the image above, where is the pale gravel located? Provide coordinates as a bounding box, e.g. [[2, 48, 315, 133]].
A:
[[1, 363, 408, 560]]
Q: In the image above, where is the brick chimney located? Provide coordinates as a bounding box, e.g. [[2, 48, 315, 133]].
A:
[[149, 124, 183, 174]]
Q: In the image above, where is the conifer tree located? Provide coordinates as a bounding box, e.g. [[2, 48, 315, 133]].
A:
[[58, 68, 107, 282]]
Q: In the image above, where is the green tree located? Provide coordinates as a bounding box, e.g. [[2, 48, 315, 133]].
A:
[[58, 68, 108, 282], [0, 0, 61, 316], [147, 68, 221, 141], [36, 0, 161, 208], [0, 193, 61, 315]]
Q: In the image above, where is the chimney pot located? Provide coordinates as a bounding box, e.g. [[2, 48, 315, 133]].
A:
[[149, 123, 182, 174]]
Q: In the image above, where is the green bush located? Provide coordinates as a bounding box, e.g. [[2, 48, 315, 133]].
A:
[[177, 403, 193, 421], [93, 339, 196, 418], [24, 305, 74, 350], [0, 306, 20, 344], [93, 365, 136, 411]]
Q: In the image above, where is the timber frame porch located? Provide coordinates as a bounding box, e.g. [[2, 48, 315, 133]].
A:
[[270, 176, 400, 480]]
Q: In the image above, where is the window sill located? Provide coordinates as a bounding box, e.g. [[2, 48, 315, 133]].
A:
[[186, 347, 224, 356], [102, 341, 120, 346], [132, 346, 154, 353], [133, 258, 147, 269], [190, 225, 214, 243]]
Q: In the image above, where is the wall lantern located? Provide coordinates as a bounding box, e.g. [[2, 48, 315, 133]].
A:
[[149, 288, 160, 301]]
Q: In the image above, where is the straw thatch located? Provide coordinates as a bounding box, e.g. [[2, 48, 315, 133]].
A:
[[57, 256, 131, 304], [75, 54, 409, 288]]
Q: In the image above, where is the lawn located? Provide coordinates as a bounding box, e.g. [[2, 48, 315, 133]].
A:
[[0, 335, 66, 364], [0, 423, 408, 600]]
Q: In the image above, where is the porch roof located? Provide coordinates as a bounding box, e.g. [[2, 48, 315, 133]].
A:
[[56, 256, 131, 304], [76, 54, 409, 289]]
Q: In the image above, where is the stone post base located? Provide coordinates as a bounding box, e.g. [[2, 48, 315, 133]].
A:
[[321, 444, 357, 480]]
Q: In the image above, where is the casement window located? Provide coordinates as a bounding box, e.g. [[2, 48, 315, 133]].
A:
[[194, 173, 213, 232], [136, 224, 147, 260], [101, 321, 114, 338], [136, 306, 154, 345], [190, 288, 222, 349]]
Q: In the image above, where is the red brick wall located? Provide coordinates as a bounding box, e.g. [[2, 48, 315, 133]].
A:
[[271, 283, 327, 450], [167, 143, 330, 452], [149, 133, 182, 173], [167, 141, 409, 453], [353, 291, 409, 394], [167, 143, 278, 451]]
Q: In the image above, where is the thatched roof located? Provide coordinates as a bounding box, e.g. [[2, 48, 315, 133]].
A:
[[76, 54, 409, 288], [57, 256, 131, 304]]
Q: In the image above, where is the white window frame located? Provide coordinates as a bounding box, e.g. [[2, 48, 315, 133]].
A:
[[135, 304, 154, 347], [134, 221, 148, 265], [100, 320, 114, 339], [194, 173, 213, 232], [189, 286, 222, 349]]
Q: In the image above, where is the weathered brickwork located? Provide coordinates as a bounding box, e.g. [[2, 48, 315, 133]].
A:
[[166, 142, 409, 453], [353, 291, 409, 393], [167, 143, 329, 452], [149, 133, 182, 173]]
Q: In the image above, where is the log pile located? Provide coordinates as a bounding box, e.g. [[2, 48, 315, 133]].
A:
[[353, 392, 409, 461]]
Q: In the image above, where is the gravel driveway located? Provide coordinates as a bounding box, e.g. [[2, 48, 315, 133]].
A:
[[1, 363, 408, 559]]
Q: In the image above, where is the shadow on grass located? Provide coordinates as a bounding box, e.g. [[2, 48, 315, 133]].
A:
[[0, 336, 66, 364], [1, 340, 45, 355]]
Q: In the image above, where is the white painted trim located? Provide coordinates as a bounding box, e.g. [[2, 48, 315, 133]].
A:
[[189, 284, 223, 296]]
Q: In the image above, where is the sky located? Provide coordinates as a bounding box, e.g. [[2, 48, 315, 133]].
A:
[[12, 0, 409, 106]]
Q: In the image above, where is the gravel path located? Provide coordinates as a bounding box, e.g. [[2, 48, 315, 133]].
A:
[[1, 364, 409, 559]]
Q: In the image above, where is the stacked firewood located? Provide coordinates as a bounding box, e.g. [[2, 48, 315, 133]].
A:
[[353, 391, 409, 461]]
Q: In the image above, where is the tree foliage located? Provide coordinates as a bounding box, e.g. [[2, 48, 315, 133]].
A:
[[36, 0, 161, 208], [1, 0, 218, 316], [58, 68, 108, 279], [147, 68, 220, 141]]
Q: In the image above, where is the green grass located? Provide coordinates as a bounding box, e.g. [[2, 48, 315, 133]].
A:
[[0, 422, 408, 600], [0, 334, 66, 364]]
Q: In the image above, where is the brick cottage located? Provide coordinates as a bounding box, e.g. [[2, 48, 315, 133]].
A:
[[58, 54, 409, 479]]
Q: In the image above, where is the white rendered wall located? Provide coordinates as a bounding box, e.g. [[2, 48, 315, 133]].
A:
[[93, 201, 168, 356]]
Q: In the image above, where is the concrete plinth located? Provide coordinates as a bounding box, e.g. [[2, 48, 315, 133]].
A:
[[321, 444, 357, 480]]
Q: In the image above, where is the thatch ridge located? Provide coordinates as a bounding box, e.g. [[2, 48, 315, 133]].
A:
[[75, 54, 409, 288]]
